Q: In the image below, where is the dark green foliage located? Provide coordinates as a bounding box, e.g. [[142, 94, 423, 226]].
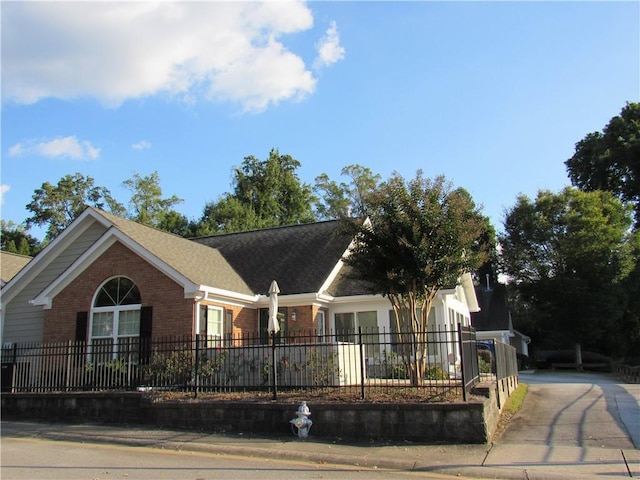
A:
[[0, 220, 42, 255], [313, 164, 381, 220], [195, 149, 316, 235], [25, 173, 125, 241], [566, 102, 640, 227], [500, 187, 636, 358], [342, 172, 489, 385], [122, 171, 184, 230]]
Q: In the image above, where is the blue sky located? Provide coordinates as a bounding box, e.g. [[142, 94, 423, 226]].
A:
[[2, 1, 638, 241]]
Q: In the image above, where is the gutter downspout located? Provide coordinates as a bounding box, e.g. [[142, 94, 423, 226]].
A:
[[193, 292, 206, 337]]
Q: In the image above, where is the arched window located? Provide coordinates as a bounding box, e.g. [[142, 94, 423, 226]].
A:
[[94, 276, 141, 307], [90, 277, 141, 361]]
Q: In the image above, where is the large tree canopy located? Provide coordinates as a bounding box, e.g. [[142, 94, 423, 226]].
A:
[[25, 173, 125, 241], [566, 102, 640, 227], [196, 149, 316, 235], [342, 172, 489, 385], [122, 171, 185, 230], [499, 187, 636, 359], [313, 165, 381, 220]]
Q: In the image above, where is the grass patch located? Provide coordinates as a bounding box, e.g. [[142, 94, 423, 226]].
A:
[[503, 382, 528, 415], [492, 382, 528, 442]]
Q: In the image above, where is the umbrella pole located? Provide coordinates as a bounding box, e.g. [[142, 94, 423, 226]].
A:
[[271, 331, 277, 400]]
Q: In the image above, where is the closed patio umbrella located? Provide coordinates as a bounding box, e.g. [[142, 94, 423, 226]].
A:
[[268, 280, 280, 400], [268, 280, 280, 334]]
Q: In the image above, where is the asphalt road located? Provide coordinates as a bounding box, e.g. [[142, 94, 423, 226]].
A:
[[1, 436, 467, 480], [502, 370, 640, 449], [1, 370, 638, 480]]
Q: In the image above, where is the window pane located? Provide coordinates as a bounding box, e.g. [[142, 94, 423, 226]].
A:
[[95, 288, 117, 307], [357, 311, 378, 359], [317, 311, 325, 338], [357, 311, 377, 331], [117, 336, 139, 362], [91, 338, 114, 364], [118, 278, 141, 305], [118, 310, 141, 337], [92, 312, 114, 337], [207, 307, 223, 337], [335, 313, 355, 343]]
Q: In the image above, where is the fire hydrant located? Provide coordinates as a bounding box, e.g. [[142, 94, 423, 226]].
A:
[[290, 401, 312, 439]]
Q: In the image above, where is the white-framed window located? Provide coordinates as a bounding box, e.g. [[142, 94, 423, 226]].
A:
[[200, 305, 225, 347], [334, 310, 379, 359], [90, 276, 141, 362], [316, 310, 326, 340]]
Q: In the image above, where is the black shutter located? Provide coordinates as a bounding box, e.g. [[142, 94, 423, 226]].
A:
[[75, 312, 89, 366], [140, 306, 153, 338], [75, 312, 88, 342], [139, 306, 153, 365]]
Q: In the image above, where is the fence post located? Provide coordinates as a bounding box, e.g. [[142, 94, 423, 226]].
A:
[[358, 327, 365, 400], [194, 334, 200, 399], [9, 343, 18, 393], [126, 345, 133, 390], [65, 340, 73, 391], [457, 324, 467, 402]]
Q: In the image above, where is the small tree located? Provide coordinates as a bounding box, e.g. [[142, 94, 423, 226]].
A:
[[342, 172, 488, 386]]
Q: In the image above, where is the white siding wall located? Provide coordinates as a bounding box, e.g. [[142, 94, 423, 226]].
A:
[[2, 222, 107, 345]]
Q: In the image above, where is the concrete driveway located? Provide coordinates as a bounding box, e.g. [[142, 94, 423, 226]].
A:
[[482, 370, 640, 478], [502, 370, 639, 449]]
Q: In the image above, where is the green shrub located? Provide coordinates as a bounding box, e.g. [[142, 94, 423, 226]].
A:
[[424, 365, 448, 380], [478, 350, 492, 373]]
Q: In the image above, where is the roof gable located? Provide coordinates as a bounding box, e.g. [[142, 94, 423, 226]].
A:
[[93, 209, 253, 296], [192, 221, 353, 295]]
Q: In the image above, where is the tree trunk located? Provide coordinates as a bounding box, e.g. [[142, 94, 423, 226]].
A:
[[574, 342, 583, 372]]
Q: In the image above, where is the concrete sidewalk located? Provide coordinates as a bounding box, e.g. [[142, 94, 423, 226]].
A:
[[2, 420, 638, 479]]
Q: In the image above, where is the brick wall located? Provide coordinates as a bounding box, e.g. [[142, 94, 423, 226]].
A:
[[226, 304, 258, 335], [44, 242, 193, 343]]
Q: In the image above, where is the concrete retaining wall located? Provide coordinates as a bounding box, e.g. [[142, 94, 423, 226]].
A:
[[1, 379, 513, 444]]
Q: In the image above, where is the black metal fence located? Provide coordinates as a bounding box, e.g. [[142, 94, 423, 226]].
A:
[[1, 326, 494, 401]]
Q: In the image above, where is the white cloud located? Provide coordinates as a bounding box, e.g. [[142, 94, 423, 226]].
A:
[[8, 136, 100, 160], [132, 140, 152, 151], [8, 144, 23, 157], [314, 21, 345, 70], [0, 185, 9, 205], [1, 2, 335, 113]]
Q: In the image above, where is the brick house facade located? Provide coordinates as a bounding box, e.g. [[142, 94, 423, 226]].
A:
[[2, 208, 479, 354]]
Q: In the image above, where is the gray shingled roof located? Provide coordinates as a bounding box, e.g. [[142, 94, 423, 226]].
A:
[[326, 265, 375, 297], [471, 284, 511, 331], [192, 221, 353, 295], [1, 251, 32, 285], [92, 209, 254, 295]]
